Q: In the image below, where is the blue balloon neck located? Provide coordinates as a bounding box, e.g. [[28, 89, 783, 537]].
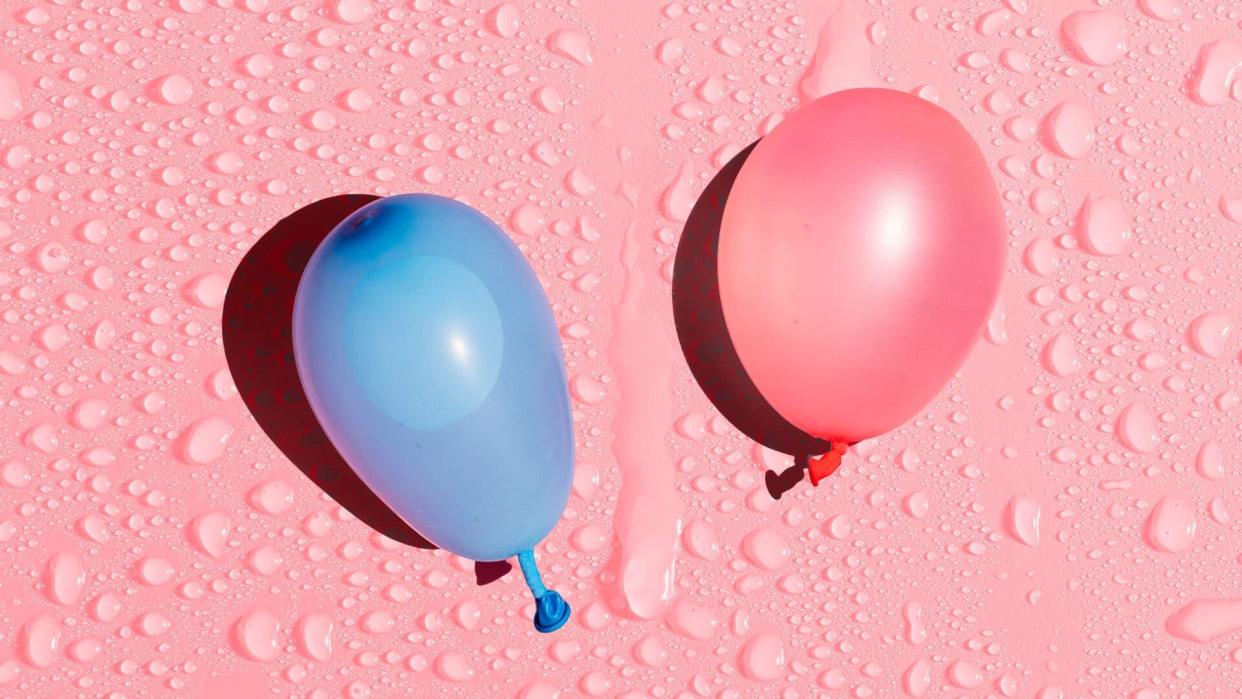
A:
[[517, 549, 570, 633]]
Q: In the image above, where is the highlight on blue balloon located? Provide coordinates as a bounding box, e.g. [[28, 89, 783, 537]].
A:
[[292, 193, 573, 633]]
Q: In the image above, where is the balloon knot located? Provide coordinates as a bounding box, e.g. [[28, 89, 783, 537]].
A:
[[533, 590, 571, 633], [808, 443, 848, 486]]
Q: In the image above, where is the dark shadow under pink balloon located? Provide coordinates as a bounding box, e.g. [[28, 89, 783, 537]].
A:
[[672, 141, 830, 499]]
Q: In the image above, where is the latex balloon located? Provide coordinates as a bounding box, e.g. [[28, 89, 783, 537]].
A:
[[293, 193, 572, 632], [718, 88, 1005, 445]]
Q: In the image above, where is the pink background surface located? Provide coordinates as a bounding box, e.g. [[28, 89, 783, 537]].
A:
[[2, 0, 1242, 697]]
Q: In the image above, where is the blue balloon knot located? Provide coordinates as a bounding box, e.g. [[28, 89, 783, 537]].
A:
[[533, 590, 570, 633]]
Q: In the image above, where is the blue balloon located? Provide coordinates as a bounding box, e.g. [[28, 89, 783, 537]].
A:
[[293, 194, 573, 632]]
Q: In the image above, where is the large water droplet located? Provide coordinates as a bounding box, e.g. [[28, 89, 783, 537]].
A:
[[45, 552, 85, 605], [1005, 496, 1041, 546], [1117, 402, 1158, 453], [739, 632, 785, 681], [1190, 39, 1242, 107], [233, 609, 280, 661], [189, 512, 231, 558], [1045, 102, 1095, 158], [1075, 195, 1131, 256], [18, 615, 61, 667], [1145, 497, 1196, 552], [1043, 334, 1082, 377], [1197, 440, 1225, 480], [1188, 312, 1233, 359], [741, 528, 790, 571], [486, 3, 520, 38], [177, 417, 234, 464], [947, 659, 984, 688], [903, 657, 932, 696], [1061, 11, 1127, 66], [547, 29, 593, 66], [1167, 598, 1242, 642]]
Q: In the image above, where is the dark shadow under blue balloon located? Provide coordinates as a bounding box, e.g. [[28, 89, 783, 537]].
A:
[[222, 193, 512, 586]]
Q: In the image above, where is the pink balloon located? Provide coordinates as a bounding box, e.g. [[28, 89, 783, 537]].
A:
[[718, 88, 1005, 444]]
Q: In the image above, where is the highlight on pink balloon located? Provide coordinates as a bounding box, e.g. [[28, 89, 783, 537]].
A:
[[718, 88, 1006, 445]]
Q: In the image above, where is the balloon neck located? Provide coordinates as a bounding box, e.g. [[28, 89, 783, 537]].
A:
[[807, 442, 848, 486], [517, 549, 570, 633]]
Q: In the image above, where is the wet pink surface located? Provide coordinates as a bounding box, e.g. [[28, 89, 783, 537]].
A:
[[1, 0, 1242, 697]]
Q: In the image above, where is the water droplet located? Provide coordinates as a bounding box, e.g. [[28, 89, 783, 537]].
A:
[[660, 163, 695, 222], [741, 528, 790, 571], [240, 53, 274, 78], [547, 29, 593, 66], [67, 637, 102, 663], [1005, 496, 1041, 546], [361, 609, 394, 634], [903, 657, 932, 696], [667, 598, 718, 640], [1220, 195, 1242, 224], [799, 2, 877, 101], [947, 658, 984, 688], [340, 88, 373, 113], [1166, 598, 1242, 642], [2, 460, 31, 488], [249, 480, 294, 515], [509, 203, 545, 236], [739, 632, 785, 681], [1061, 11, 1127, 66], [571, 374, 606, 404], [1118, 402, 1158, 453], [633, 634, 668, 667], [185, 273, 229, 309], [291, 613, 333, 662], [331, 0, 373, 24], [18, 615, 61, 668], [152, 74, 193, 105], [434, 651, 475, 682], [233, 609, 280, 661], [985, 298, 1009, 344], [71, 398, 108, 431], [1075, 195, 1131, 256], [247, 545, 282, 576], [177, 416, 234, 464], [1025, 237, 1059, 276], [903, 491, 930, 519], [1145, 497, 1196, 552], [0, 70, 22, 121], [571, 523, 606, 553], [532, 85, 564, 114], [1138, 0, 1181, 21], [682, 519, 720, 560], [91, 592, 121, 622], [136, 556, 175, 585], [1190, 39, 1242, 107], [453, 600, 481, 631], [1188, 312, 1233, 358], [1043, 334, 1082, 377], [903, 601, 927, 645], [45, 552, 85, 605], [1045, 102, 1096, 159], [1197, 440, 1225, 480], [136, 611, 171, 637], [486, 3, 520, 38]]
